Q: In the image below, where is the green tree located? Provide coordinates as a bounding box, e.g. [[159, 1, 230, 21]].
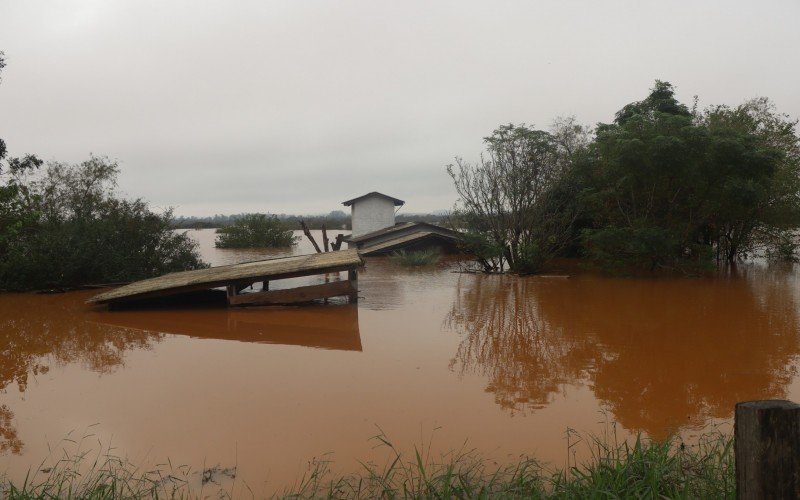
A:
[[0, 156, 207, 290], [700, 97, 800, 262], [577, 81, 797, 271], [448, 121, 589, 274]]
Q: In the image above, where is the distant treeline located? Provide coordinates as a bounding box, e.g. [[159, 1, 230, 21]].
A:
[[171, 211, 448, 230]]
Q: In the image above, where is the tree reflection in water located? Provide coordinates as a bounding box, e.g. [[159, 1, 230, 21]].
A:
[[0, 291, 163, 455], [447, 267, 800, 436], [0, 405, 22, 455], [447, 275, 595, 413]]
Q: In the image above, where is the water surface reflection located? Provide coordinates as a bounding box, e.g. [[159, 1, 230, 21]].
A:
[[448, 267, 800, 436], [0, 291, 162, 455], [94, 304, 361, 351]]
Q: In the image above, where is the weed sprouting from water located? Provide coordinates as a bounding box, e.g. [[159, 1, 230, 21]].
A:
[[0, 427, 228, 499], [283, 428, 734, 499]]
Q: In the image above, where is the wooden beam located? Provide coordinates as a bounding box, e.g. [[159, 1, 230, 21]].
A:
[[300, 219, 322, 253], [322, 224, 330, 252], [228, 280, 356, 306]]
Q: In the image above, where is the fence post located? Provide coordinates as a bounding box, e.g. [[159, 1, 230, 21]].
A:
[[735, 400, 800, 499]]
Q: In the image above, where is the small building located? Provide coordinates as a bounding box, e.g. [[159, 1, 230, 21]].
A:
[[342, 192, 405, 238], [341, 191, 463, 256]]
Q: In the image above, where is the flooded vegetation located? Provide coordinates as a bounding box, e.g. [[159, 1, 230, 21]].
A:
[[3, 2, 800, 495], [1, 230, 800, 495]]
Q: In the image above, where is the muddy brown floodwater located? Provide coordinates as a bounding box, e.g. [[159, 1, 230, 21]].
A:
[[2, 228, 800, 495]]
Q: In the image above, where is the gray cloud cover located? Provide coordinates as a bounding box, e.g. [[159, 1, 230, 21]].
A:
[[1, 0, 798, 215]]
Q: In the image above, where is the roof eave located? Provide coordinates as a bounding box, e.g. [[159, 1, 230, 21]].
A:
[[341, 192, 405, 207]]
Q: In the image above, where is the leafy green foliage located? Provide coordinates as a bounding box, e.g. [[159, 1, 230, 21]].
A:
[[214, 214, 297, 248], [576, 81, 800, 271], [0, 156, 206, 291], [451, 81, 800, 273]]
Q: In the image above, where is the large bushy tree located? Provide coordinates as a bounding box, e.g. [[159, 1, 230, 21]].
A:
[[0, 157, 207, 290], [578, 81, 799, 271], [700, 97, 800, 262]]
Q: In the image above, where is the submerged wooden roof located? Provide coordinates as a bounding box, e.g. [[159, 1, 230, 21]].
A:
[[360, 231, 459, 255], [347, 221, 461, 244], [88, 248, 363, 304]]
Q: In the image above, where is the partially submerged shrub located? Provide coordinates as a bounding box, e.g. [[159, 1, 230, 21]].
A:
[[389, 248, 442, 267], [215, 214, 297, 248], [0, 156, 206, 290]]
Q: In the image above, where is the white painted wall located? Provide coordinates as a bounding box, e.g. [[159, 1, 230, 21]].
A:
[[351, 196, 396, 237]]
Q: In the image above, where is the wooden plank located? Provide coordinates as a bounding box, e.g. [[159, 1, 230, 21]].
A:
[[228, 280, 357, 306], [88, 248, 363, 304]]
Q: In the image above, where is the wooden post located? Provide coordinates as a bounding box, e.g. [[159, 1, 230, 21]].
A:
[[735, 400, 800, 499], [322, 224, 330, 252], [262, 280, 269, 291], [226, 284, 238, 304], [300, 220, 322, 253], [331, 234, 345, 251], [347, 268, 358, 303]]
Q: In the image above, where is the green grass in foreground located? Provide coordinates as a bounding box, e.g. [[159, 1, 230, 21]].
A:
[[1, 431, 734, 499], [388, 249, 443, 267]]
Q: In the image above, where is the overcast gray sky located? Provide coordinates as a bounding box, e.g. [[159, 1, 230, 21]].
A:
[[1, 1, 798, 215]]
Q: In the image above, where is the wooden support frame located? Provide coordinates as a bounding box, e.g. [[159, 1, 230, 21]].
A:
[[228, 280, 356, 306], [347, 269, 358, 303]]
